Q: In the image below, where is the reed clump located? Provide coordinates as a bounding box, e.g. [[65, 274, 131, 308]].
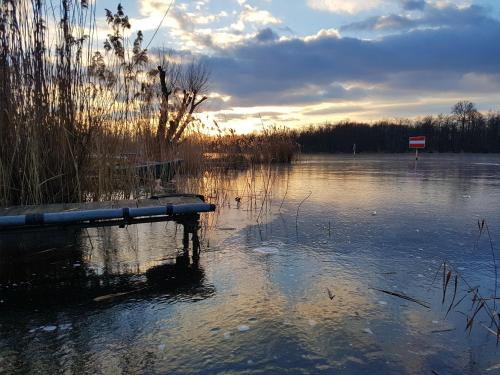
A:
[[206, 125, 299, 168], [0, 0, 94, 205], [0, 1, 297, 207]]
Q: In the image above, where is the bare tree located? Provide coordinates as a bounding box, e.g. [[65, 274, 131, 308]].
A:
[[453, 101, 477, 131], [156, 58, 209, 151], [156, 53, 180, 146], [452, 100, 480, 150]]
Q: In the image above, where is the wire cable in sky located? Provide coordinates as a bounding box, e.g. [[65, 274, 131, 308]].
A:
[[144, 0, 175, 51]]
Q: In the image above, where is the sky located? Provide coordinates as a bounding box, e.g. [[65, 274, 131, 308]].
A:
[[95, 0, 500, 132]]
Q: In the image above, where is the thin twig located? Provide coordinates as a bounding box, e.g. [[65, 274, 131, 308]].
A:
[[484, 222, 497, 313], [295, 190, 312, 230], [370, 288, 430, 309], [279, 170, 290, 213]]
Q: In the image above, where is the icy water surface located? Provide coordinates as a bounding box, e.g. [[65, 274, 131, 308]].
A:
[[2, 154, 500, 374]]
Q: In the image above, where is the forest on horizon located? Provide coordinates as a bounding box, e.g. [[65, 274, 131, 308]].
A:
[[296, 101, 500, 154]]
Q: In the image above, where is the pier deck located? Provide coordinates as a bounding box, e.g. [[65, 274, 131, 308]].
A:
[[0, 194, 215, 231]]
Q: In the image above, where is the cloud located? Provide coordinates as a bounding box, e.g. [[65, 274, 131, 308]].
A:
[[139, 0, 172, 15], [307, 0, 384, 14], [302, 28, 341, 42], [341, 14, 415, 32], [134, 0, 281, 51], [134, 0, 500, 130], [202, 16, 500, 108], [341, 2, 491, 32], [240, 4, 281, 25], [401, 0, 426, 11], [255, 28, 279, 42]]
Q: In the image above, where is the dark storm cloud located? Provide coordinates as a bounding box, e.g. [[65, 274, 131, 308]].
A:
[[255, 28, 279, 42], [201, 14, 500, 107], [341, 14, 416, 32], [341, 3, 491, 32], [401, 0, 426, 11]]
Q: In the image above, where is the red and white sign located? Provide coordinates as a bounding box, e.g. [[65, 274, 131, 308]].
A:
[[409, 136, 426, 149]]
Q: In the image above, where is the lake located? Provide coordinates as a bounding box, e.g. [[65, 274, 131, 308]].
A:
[[1, 154, 500, 374]]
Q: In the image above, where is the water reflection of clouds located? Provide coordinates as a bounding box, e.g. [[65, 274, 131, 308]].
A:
[[4, 155, 500, 373]]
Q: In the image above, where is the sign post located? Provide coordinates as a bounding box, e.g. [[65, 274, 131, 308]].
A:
[[409, 136, 426, 160]]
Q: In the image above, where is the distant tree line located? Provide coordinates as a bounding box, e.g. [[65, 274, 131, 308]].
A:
[[296, 101, 500, 153]]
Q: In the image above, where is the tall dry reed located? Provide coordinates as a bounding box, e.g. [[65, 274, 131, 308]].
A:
[[0, 1, 297, 207]]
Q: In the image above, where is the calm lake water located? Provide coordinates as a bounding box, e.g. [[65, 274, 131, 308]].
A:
[[2, 154, 500, 374]]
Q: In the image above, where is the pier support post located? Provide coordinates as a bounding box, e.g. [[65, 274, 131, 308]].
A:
[[179, 213, 201, 266]]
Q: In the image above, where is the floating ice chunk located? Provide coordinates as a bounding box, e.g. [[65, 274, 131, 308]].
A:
[[378, 301, 387, 305], [418, 274, 424, 278], [58, 323, 72, 331], [463, 195, 471, 199], [73, 263, 81, 268], [486, 363, 500, 371], [238, 325, 250, 332], [41, 325, 57, 332], [432, 320, 439, 324], [363, 328, 374, 335], [253, 247, 279, 255], [308, 319, 317, 327], [372, 211, 377, 216], [223, 332, 232, 339], [457, 267, 466, 271]]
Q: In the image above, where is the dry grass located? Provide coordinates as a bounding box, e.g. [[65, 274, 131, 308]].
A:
[[434, 219, 500, 343], [0, 1, 297, 207]]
